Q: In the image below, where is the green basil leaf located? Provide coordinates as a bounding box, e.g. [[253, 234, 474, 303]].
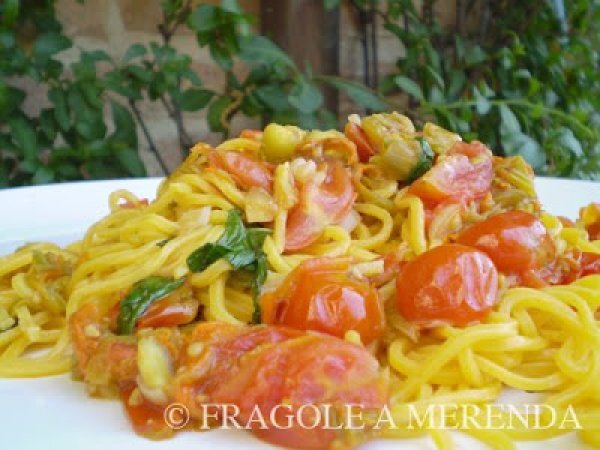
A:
[[117, 276, 185, 335], [187, 242, 231, 273], [407, 138, 434, 183], [226, 248, 257, 269], [251, 253, 267, 324]]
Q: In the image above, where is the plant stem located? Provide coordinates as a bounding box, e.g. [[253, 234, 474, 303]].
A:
[[129, 99, 170, 175], [160, 95, 193, 158]]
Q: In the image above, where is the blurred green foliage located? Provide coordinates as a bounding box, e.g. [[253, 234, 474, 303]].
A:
[[332, 0, 600, 179], [0, 0, 598, 187], [0, 0, 382, 187]]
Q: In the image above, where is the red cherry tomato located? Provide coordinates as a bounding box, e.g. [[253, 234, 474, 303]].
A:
[[285, 160, 356, 251], [209, 330, 387, 449], [208, 150, 274, 192], [136, 295, 199, 329], [396, 244, 499, 327], [409, 141, 493, 206], [260, 257, 384, 344], [344, 122, 375, 162], [456, 210, 556, 274], [171, 322, 387, 450]]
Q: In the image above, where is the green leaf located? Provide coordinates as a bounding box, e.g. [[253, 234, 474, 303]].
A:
[[207, 96, 233, 132], [117, 276, 185, 335], [0, 82, 25, 118], [209, 43, 233, 71], [254, 84, 289, 111], [127, 65, 153, 83], [32, 166, 54, 185], [68, 87, 106, 140], [394, 76, 424, 101], [9, 116, 37, 162], [553, 127, 583, 157], [39, 109, 56, 143], [186, 209, 269, 324], [188, 5, 219, 32], [473, 87, 491, 115], [407, 138, 434, 183], [123, 43, 147, 62], [238, 36, 293, 67], [251, 252, 267, 324], [221, 0, 242, 13], [188, 210, 243, 270], [33, 33, 71, 61], [48, 88, 70, 131], [447, 70, 466, 100], [321, 76, 387, 111], [502, 132, 546, 170], [465, 45, 487, 66], [178, 88, 214, 111], [499, 104, 521, 134], [116, 148, 146, 177], [288, 78, 323, 114], [324, 0, 340, 9], [426, 65, 444, 89], [2, 0, 19, 27], [110, 100, 138, 149]]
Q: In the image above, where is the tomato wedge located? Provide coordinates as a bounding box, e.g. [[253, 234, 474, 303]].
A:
[[396, 244, 499, 327], [409, 141, 493, 206], [261, 257, 384, 344], [344, 122, 375, 162], [208, 150, 274, 192], [456, 210, 555, 275], [285, 159, 356, 251]]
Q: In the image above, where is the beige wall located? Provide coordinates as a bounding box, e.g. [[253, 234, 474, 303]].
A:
[[23, 1, 455, 175], [55, 0, 261, 175]]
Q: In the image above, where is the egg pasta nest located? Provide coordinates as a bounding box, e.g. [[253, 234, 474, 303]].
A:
[[0, 112, 599, 449]]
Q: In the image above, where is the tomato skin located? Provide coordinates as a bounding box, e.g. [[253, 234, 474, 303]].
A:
[[120, 385, 173, 439], [344, 122, 375, 162], [409, 141, 493, 206], [261, 257, 384, 344], [209, 332, 387, 450], [285, 160, 356, 251], [456, 210, 555, 274], [170, 322, 387, 450], [136, 296, 199, 329], [580, 252, 600, 276], [208, 150, 274, 192], [396, 244, 499, 327]]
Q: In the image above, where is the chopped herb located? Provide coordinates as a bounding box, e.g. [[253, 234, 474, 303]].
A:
[[407, 138, 435, 183], [186, 209, 270, 323], [156, 236, 174, 247], [117, 276, 185, 335]]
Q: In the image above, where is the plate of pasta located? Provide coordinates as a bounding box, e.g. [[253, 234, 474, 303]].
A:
[[0, 112, 599, 450]]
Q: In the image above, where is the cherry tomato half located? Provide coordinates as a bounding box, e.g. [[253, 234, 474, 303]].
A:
[[261, 257, 384, 344], [208, 150, 274, 192], [456, 210, 555, 274], [409, 141, 493, 206], [396, 244, 499, 327], [171, 322, 387, 450], [285, 159, 356, 251]]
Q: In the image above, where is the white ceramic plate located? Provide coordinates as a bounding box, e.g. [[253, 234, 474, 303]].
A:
[[0, 177, 598, 450]]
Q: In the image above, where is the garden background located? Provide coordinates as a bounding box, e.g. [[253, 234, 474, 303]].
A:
[[0, 0, 598, 186]]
